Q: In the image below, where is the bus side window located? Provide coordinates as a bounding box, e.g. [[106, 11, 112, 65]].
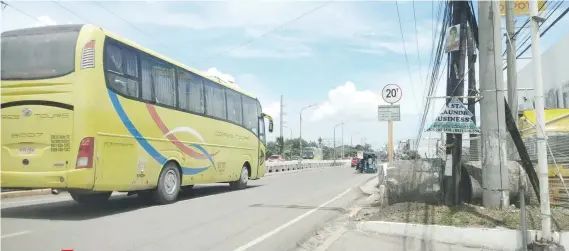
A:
[[242, 96, 258, 136], [259, 117, 266, 144]]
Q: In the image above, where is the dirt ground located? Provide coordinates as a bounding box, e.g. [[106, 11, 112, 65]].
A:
[[356, 202, 569, 231]]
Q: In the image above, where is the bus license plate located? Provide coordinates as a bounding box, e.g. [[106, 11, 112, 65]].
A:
[[19, 147, 35, 155]]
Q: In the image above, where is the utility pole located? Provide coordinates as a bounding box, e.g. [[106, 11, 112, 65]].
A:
[[280, 95, 284, 155], [280, 95, 284, 140], [443, 0, 468, 206], [467, 24, 478, 161], [333, 122, 344, 160], [529, 0, 552, 242], [478, 0, 510, 209], [341, 125, 344, 159], [505, 0, 519, 162], [299, 104, 317, 161]]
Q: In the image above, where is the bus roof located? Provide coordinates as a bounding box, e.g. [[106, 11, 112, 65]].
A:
[[91, 24, 257, 99]]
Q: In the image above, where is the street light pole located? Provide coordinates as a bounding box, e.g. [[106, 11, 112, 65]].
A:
[[283, 125, 293, 159], [300, 104, 317, 161], [283, 125, 292, 140], [351, 132, 360, 157], [341, 125, 344, 159], [333, 122, 344, 160]]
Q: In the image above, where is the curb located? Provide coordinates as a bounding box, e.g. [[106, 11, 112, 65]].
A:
[[357, 221, 569, 250], [1, 189, 52, 199]]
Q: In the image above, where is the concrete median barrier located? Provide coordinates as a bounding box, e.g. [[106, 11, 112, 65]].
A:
[[265, 160, 350, 174]]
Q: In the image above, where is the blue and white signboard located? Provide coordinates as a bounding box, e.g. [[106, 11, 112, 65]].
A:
[[426, 98, 480, 134]]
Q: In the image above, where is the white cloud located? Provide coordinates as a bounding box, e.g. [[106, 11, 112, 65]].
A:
[[35, 15, 57, 27], [311, 81, 388, 122], [227, 39, 312, 59], [353, 19, 440, 55], [204, 67, 239, 89]]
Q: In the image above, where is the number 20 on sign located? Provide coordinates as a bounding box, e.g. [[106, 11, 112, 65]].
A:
[[382, 84, 402, 104]]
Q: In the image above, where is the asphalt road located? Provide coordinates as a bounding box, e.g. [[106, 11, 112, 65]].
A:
[[1, 166, 374, 251]]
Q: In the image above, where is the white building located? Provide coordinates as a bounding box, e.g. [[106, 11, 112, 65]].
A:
[[516, 32, 569, 110]]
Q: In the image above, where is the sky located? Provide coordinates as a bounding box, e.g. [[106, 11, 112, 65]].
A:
[[2, 0, 568, 149]]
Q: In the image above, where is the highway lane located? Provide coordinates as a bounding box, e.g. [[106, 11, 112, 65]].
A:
[[1, 166, 374, 251]]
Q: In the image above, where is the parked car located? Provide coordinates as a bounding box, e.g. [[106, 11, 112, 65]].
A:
[[351, 157, 361, 167], [267, 155, 285, 162]]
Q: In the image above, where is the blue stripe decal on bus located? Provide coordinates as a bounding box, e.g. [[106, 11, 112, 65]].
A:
[[189, 144, 216, 170], [107, 90, 209, 175]]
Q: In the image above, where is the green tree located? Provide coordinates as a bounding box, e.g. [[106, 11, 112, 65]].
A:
[[276, 136, 285, 155], [266, 141, 278, 157]]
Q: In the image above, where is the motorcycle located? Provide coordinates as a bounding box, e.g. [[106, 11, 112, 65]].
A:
[[355, 160, 365, 173]]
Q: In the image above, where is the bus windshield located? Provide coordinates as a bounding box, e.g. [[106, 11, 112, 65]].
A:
[[1, 26, 80, 80]]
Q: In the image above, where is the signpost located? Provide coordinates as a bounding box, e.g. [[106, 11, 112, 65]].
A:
[[381, 84, 402, 164], [499, 0, 546, 16], [378, 104, 401, 121]]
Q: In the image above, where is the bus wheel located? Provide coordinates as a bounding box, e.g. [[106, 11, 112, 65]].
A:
[[154, 162, 181, 204], [70, 192, 111, 205], [230, 166, 249, 190]]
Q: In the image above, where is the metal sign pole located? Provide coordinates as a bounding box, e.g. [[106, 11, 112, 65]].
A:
[[380, 84, 402, 165], [388, 104, 394, 165]]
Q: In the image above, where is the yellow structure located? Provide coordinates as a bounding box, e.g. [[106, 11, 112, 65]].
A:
[[519, 109, 569, 206]]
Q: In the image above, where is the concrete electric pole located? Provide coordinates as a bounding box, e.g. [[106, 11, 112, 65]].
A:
[[529, 0, 552, 243], [478, 0, 510, 209], [505, 0, 520, 162]]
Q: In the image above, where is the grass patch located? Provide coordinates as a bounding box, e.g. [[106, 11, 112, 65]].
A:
[[357, 202, 569, 231]]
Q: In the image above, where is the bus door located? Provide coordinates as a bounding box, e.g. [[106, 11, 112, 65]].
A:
[[257, 116, 266, 177]]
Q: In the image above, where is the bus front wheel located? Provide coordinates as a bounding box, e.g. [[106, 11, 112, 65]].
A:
[[70, 192, 111, 205], [154, 162, 181, 205], [230, 166, 249, 190]]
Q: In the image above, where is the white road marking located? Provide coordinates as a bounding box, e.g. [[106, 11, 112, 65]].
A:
[[347, 205, 362, 219], [232, 184, 357, 251], [1, 231, 31, 239]]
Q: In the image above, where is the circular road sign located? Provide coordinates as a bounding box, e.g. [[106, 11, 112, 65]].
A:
[[382, 84, 402, 104]]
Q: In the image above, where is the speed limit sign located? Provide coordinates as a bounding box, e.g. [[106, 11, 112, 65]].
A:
[[382, 84, 402, 104]]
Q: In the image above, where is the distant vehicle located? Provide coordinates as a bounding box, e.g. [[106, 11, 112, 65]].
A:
[[0, 24, 274, 205], [267, 155, 285, 162], [302, 147, 323, 160], [351, 157, 360, 167]]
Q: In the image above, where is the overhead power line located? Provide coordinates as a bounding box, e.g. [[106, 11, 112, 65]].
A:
[[91, 1, 171, 51], [394, 0, 419, 113], [1, 1, 45, 23], [197, 1, 332, 64], [411, 0, 424, 92], [51, 0, 91, 24], [516, 5, 569, 57]]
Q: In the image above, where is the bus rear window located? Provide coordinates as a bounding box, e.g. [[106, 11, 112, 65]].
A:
[[1, 26, 80, 80]]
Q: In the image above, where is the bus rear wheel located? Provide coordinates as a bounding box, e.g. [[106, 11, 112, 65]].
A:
[[153, 162, 181, 205], [230, 166, 249, 190], [70, 192, 111, 205]]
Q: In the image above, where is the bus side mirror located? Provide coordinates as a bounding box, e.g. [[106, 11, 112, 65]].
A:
[[261, 113, 274, 133]]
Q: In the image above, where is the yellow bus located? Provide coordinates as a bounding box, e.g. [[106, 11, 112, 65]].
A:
[[519, 109, 569, 206], [1, 24, 273, 205]]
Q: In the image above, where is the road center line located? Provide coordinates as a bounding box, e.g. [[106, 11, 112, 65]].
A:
[[232, 184, 357, 251], [1, 231, 31, 239]]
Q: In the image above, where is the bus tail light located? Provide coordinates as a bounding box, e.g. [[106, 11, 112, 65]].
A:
[[80, 40, 95, 69], [76, 137, 95, 169]]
